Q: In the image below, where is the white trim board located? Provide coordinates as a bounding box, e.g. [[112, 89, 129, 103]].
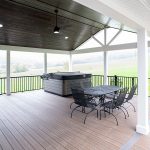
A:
[[0, 45, 70, 55], [72, 43, 137, 54], [72, 41, 150, 54]]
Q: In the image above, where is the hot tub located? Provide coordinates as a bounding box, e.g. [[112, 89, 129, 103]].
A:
[[41, 72, 91, 96]]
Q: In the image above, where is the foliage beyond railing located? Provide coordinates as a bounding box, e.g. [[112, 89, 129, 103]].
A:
[[0, 77, 6, 95], [0, 75, 43, 94], [91, 75, 104, 87], [0, 75, 149, 96]]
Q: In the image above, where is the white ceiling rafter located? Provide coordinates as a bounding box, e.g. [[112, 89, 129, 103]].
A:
[[107, 30, 122, 45], [138, 0, 150, 10], [92, 36, 104, 46]]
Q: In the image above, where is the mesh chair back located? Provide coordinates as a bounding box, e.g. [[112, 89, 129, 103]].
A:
[[126, 85, 137, 101], [115, 88, 128, 107], [71, 88, 87, 107]]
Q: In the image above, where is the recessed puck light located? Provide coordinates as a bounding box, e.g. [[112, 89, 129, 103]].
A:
[[0, 24, 3, 28], [65, 36, 69, 39]]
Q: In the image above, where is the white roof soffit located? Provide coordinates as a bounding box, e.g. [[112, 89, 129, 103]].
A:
[[73, 0, 150, 32]]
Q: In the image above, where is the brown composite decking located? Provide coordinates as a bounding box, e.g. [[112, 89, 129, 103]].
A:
[[0, 90, 149, 150]]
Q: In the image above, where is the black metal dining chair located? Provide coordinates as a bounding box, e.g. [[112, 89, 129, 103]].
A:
[[124, 85, 137, 112], [70, 88, 99, 124], [100, 88, 128, 125]]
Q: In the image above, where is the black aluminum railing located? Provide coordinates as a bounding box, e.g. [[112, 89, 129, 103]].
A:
[[91, 75, 104, 86], [92, 75, 138, 95], [0, 75, 43, 94], [92, 75, 150, 96], [0, 75, 149, 95], [11, 75, 43, 93]]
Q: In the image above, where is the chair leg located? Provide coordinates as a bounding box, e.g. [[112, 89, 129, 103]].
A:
[[84, 107, 86, 113], [104, 107, 106, 118], [84, 109, 95, 124], [100, 110, 102, 120], [119, 107, 126, 119], [128, 101, 136, 112], [100, 109, 118, 126], [110, 112, 118, 126], [109, 108, 110, 114], [121, 106, 129, 117], [82, 107, 84, 113], [95, 108, 98, 118], [70, 102, 75, 109], [71, 106, 80, 118]]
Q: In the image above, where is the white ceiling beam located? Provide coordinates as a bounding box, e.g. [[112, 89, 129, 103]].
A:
[[92, 36, 104, 46], [107, 30, 122, 45], [71, 42, 139, 54], [0, 45, 70, 55]]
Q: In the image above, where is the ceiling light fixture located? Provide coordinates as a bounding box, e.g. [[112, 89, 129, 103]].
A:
[[0, 24, 3, 28], [54, 10, 60, 34], [65, 36, 69, 39]]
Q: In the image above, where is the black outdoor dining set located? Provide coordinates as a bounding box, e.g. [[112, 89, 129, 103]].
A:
[[70, 81, 137, 125]]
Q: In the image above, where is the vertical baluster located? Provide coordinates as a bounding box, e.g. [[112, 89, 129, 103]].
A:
[[35, 76, 36, 90], [0, 78, 1, 95], [17, 77, 19, 92], [29, 76, 31, 91], [25, 77, 26, 91], [23, 76, 25, 92], [10, 77, 12, 93]]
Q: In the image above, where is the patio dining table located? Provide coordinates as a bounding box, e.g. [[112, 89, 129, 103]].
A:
[[84, 85, 122, 104], [84, 85, 122, 96]]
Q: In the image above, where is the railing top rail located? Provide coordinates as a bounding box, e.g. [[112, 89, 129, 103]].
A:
[[10, 75, 42, 78], [0, 77, 6, 79], [92, 75, 104, 76], [107, 75, 138, 78], [92, 74, 138, 78]]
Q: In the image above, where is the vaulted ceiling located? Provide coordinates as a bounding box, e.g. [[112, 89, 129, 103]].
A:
[[0, 0, 135, 51]]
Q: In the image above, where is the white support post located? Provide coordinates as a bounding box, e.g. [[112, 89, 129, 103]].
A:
[[104, 28, 108, 85], [69, 52, 72, 72], [44, 53, 47, 74], [104, 51, 108, 85], [6, 50, 11, 96], [136, 28, 149, 135]]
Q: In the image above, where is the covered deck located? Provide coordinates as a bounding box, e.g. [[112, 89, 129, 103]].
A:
[[0, 90, 149, 150], [0, 0, 150, 149]]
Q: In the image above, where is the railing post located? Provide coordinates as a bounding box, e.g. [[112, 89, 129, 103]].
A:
[[114, 75, 118, 86], [132, 77, 135, 86]]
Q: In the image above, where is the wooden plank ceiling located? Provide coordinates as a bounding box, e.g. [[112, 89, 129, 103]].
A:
[[0, 0, 135, 51]]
